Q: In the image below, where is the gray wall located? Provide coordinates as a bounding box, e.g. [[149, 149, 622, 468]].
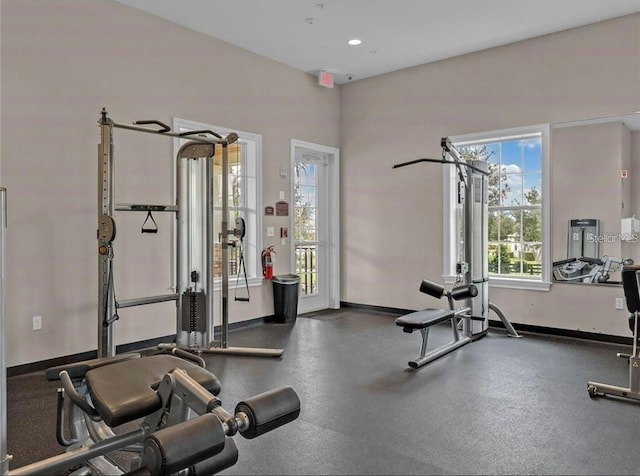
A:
[[0, 0, 340, 366], [340, 14, 640, 336]]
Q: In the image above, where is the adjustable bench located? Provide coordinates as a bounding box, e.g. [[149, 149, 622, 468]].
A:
[[396, 279, 478, 369]]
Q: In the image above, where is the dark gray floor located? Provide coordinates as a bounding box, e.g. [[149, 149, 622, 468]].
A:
[[6, 308, 640, 475]]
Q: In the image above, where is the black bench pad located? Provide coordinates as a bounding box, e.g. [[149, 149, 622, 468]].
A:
[[45, 353, 142, 381], [85, 355, 221, 427], [395, 308, 454, 329]]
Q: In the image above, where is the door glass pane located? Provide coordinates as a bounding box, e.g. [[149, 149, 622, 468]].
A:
[[295, 160, 320, 296]]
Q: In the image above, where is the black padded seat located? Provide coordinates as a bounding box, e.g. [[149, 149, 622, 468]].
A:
[[45, 353, 141, 381], [85, 355, 222, 427], [395, 308, 454, 330], [622, 265, 640, 313]]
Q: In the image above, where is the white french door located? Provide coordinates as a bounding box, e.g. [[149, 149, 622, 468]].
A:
[[291, 140, 339, 314]]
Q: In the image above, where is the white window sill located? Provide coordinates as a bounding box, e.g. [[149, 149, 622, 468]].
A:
[[489, 277, 551, 291], [442, 275, 551, 292], [212, 276, 264, 291]]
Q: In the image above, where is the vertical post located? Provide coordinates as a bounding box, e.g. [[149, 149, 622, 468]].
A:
[[221, 143, 230, 348], [176, 156, 187, 346], [205, 154, 215, 348], [97, 110, 115, 357], [461, 166, 472, 338], [311, 247, 315, 294], [468, 160, 489, 337], [304, 249, 309, 294], [0, 189, 9, 475]]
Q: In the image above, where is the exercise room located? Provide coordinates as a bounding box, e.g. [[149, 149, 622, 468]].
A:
[[1, 1, 640, 474]]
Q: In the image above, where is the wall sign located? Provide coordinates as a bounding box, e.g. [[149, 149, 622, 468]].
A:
[[275, 200, 289, 217]]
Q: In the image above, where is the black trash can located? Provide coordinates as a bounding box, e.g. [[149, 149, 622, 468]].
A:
[[272, 274, 300, 323]]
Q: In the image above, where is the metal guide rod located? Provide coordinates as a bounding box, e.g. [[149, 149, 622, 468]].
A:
[[117, 293, 179, 309], [0, 189, 9, 475], [221, 143, 230, 348], [206, 150, 215, 348]]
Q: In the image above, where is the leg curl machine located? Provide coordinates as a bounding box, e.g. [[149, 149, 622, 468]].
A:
[[0, 187, 301, 475], [587, 264, 640, 401], [8, 351, 300, 475], [393, 138, 520, 370]]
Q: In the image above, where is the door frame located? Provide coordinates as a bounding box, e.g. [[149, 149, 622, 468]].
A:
[[290, 139, 340, 312]]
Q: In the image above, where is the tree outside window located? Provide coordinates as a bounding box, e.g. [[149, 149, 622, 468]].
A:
[[458, 135, 543, 278]]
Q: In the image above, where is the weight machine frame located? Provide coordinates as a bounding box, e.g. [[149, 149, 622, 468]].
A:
[[97, 109, 282, 359], [393, 138, 519, 345]]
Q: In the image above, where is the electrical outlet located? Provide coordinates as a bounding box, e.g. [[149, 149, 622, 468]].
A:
[[615, 298, 625, 310], [32, 315, 42, 331]]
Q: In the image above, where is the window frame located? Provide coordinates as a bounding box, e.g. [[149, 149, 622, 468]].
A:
[[173, 118, 263, 289], [443, 124, 551, 291]]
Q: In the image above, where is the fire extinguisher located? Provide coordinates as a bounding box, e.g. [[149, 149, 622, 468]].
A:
[[261, 246, 275, 280]]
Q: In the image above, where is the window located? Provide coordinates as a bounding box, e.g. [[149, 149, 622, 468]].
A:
[[174, 119, 262, 286], [444, 125, 551, 290]]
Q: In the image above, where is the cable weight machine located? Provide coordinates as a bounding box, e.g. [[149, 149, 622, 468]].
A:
[[392, 138, 519, 369], [98, 109, 283, 358]]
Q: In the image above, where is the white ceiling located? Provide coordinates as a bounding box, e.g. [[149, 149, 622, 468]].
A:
[[115, 0, 640, 84]]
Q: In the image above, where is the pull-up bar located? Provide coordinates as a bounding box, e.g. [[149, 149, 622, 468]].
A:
[[101, 108, 237, 145], [392, 157, 489, 176]]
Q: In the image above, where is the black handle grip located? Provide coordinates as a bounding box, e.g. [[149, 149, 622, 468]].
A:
[[143, 413, 226, 476], [419, 279, 445, 299], [235, 387, 300, 439], [178, 129, 223, 139], [133, 119, 170, 133]]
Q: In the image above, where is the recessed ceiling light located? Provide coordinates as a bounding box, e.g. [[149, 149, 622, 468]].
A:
[[347, 39, 362, 46]]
